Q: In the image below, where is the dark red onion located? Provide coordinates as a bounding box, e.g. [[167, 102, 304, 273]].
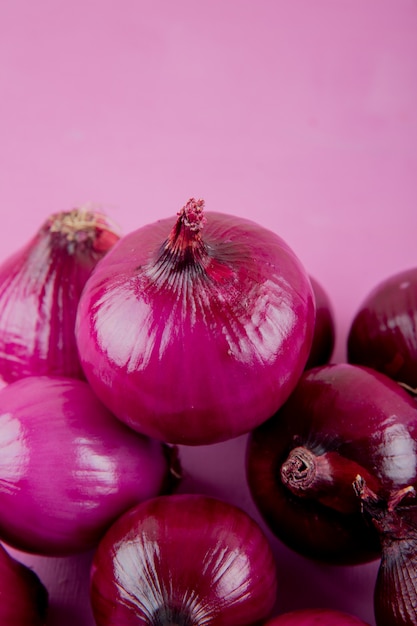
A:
[[90, 493, 278, 626], [305, 276, 335, 369], [75, 198, 315, 445], [0, 207, 120, 383], [347, 267, 417, 393], [0, 541, 48, 625], [0, 375, 180, 556], [354, 475, 417, 626], [246, 363, 417, 565], [263, 608, 370, 625]]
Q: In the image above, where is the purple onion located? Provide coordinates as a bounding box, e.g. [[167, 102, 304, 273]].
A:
[[0, 207, 120, 383], [305, 275, 335, 369], [0, 542, 48, 625], [263, 608, 370, 625], [90, 493, 278, 625], [0, 375, 180, 556], [75, 198, 315, 445]]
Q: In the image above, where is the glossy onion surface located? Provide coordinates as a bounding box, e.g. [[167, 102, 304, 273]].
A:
[[305, 276, 335, 369], [76, 202, 315, 445], [246, 363, 417, 565], [0, 208, 119, 383], [0, 376, 177, 556], [0, 542, 48, 625], [347, 266, 417, 391], [90, 493, 278, 626], [263, 608, 370, 625]]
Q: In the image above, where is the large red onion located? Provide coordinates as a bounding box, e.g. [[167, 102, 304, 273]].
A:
[[347, 266, 417, 393], [75, 198, 315, 445], [0, 542, 48, 625], [0, 375, 180, 556], [0, 207, 120, 383], [263, 608, 370, 625], [90, 493, 278, 625], [246, 363, 417, 565]]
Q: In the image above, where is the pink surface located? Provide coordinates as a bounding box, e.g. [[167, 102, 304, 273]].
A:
[[0, 1, 417, 624]]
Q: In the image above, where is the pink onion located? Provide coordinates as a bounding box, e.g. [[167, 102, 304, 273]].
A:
[[75, 198, 315, 445], [263, 608, 370, 625], [0, 375, 180, 556], [246, 363, 417, 565], [0, 207, 120, 383], [305, 276, 335, 369], [0, 542, 48, 625], [90, 493, 278, 625], [347, 266, 417, 393]]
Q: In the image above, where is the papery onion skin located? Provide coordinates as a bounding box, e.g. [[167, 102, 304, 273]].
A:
[[0, 541, 48, 625], [90, 493, 278, 626], [246, 363, 417, 565], [0, 208, 120, 383], [75, 200, 315, 445], [263, 608, 370, 625], [0, 375, 179, 556], [305, 276, 335, 369], [347, 267, 417, 392]]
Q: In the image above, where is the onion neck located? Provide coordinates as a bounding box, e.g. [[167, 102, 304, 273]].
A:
[[280, 446, 380, 515], [44, 207, 120, 254]]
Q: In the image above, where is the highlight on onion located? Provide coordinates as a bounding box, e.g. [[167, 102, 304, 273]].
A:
[[246, 363, 417, 565], [75, 197, 315, 445], [0, 375, 180, 556], [347, 266, 417, 394], [354, 475, 417, 626], [0, 207, 120, 383], [0, 542, 48, 625], [305, 275, 335, 369], [90, 493, 278, 626], [263, 608, 370, 625]]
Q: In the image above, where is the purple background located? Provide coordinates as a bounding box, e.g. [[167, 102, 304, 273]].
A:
[[1, 1, 417, 624]]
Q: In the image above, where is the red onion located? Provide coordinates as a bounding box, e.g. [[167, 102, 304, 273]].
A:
[[0, 375, 180, 556], [347, 267, 417, 393], [90, 493, 278, 625], [305, 276, 335, 369], [75, 198, 315, 445], [354, 475, 417, 626], [246, 363, 417, 565], [263, 608, 370, 625], [0, 542, 48, 625], [0, 207, 120, 383]]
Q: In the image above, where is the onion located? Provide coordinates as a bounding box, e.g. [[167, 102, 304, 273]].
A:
[[75, 198, 315, 445], [90, 493, 278, 625], [0, 207, 120, 383], [0, 375, 180, 556], [347, 267, 417, 394], [246, 363, 417, 565], [354, 475, 417, 626], [0, 542, 48, 625], [305, 275, 335, 369], [263, 608, 370, 625]]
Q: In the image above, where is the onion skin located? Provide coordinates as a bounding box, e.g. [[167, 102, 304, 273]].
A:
[[347, 267, 417, 392], [75, 199, 315, 445], [0, 208, 120, 383], [0, 375, 180, 556], [305, 276, 335, 369], [263, 608, 370, 625], [246, 363, 417, 565], [0, 542, 48, 625], [90, 493, 278, 626]]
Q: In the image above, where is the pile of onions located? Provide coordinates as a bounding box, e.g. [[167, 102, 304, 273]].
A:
[[347, 266, 417, 394], [75, 198, 315, 445], [0, 207, 120, 383], [0, 542, 48, 625], [263, 608, 370, 625], [90, 493, 278, 625], [0, 375, 180, 556], [246, 363, 417, 565]]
